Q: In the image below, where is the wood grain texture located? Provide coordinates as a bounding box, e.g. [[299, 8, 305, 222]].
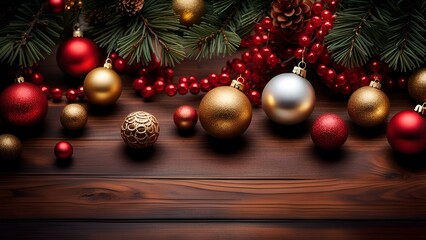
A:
[[2, 177, 426, 220], [2, 221, 426, 240]]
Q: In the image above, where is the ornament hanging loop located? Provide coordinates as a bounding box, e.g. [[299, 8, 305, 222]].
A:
[[230, 75, 245, 92], [103, 58, 113, 69], [73, 23, 83, 37], [292, 61, 307, 78], [414, 102, 426, 115]]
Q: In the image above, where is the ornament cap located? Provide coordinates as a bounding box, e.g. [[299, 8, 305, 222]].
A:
[[292, 61, 307, 78], [230, 76, 245, 92], [414, 102, 426, 115], [369, 80, 382, 89], [15, 75, 25, 83], [103, 58, 113, 69], [73, 23, 83, 37]]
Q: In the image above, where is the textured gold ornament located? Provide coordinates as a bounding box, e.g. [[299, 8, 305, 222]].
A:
[[172, 0, 205, 26], [121, 111, 160, 149], [60, 103, 88, 131], [0, 134, 22, 161], [347, 82, 390, 127], [199, 79, 252, 139], [83, 59, 122, 106], [408, 67, 426, 102]]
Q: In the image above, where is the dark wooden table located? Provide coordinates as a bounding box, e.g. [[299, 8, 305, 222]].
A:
[[1, 53, 426, 240]]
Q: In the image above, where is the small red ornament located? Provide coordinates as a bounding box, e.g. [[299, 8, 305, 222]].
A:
[[0, 82, 48, 127], [57, 37, 101, 77], [173, 105, 198, 130], [311, 113, 349, 150], [47, 0, 65, 13], [54, 141, 73, 159], [387, 110, 426, 154]]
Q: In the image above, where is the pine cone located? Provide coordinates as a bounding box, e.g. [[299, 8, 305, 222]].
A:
[[85, 8, 112, 25], [118, 0, 145, 16], [270, 0, 313, 32]]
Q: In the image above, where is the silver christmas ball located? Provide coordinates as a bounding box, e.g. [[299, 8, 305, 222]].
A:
[[262, 73, 315, 125]]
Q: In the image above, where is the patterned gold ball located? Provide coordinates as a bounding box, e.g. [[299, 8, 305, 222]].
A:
[[60, 103, 88, 131], [347, 86, 390, 127], [83, 67, 122, 106], [199, 86, 252, 139], [120, 111, 160, 149]]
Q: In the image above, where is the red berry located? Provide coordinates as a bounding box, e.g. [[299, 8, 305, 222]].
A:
[[250, 47, 259, 54], [340, 84, 352, 95], [30, 72, 44, 85], [241, 51, 252, 63], [234, 62, 246, 74], [154, 79, 165, 93], [208, 73, 219, 86], [312, 2, 324, 16], [326, 69, 337, 81], [320, 51, 331, 64], [321, 21, 334, 32], [252, 35, 262, 45], [261, 34, 269, 43], [298, 35, 311, 47], [162, 67, 174, 79], [138, 67, 149, 76], [261, 17, 273, 30], [267, 54, 279, 68], [165, 84, 177, 96], [133, 77, 147, 91], [219, 73, 231, 85], [50, 87, 62, 101], [385, 78, 396, 89], [311, 43, 324, 55], [316, 29, 327, 40], [369, 60, 381, 72], [109, 52, 118, 61], [249, 90, 261, 105], [77, 86, 85, 99], [113, 57, 127, 72], [398, 77, 407, 88], [306, 52, 318, 64], [260, 47, 272, 58], [254, 23, 263, 35], [305, 23, 315, 34], [179, 76, 189, 84], [283, 48, 294, 59], [66, 89, 78, 102], [252, 53, 264, 64], [295, 48, 305, 59], [199, 78, 210, 92], [336, 74, 347, 86], [188, 76, 198, 84], [311, 16, 323, 28], [328, 0, 339, 11], [321, 10, 332, 21], [40, 85, 50, 97], [142, 86, 155, 98], [317, 64, 328, 76], [177, 83, 189, 95], [189, 82, 200, 95], [360, 76, 370, 86]]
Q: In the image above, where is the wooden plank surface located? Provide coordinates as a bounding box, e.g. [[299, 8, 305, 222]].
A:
[[1, 53, 425, 238]]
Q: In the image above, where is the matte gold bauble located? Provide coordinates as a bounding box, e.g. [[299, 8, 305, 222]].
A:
[[0, 134, 22, 161], [83, 64, 122, 106], [199, 82, 252, 139], [347, 83, 390, 127], [172, 0, 205, 26], [60, 103, 88, 130], [408, 67, 426, 102], [121, 111, 160, 149]]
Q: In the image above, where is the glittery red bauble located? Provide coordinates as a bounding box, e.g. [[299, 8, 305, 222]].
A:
[[54, 141, 73, 159], [387, 110, 426, 154], [57, 37, 101, 77], [0, 82, 48, 127], [311, 113, 349, 150], [173, 105, 198, 130], [48, 0, 65, 13]]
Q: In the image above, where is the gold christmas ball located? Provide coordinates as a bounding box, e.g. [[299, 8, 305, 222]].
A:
[[347, 86, 390, 127], [0, 134, 22, 162], [121, 111, 160, 149], [408, 67, 426, 102], [172, 0, 205, 26], [60, 103, 88, 131], [199, 86, 252, 139], [83, 67, 122, 106]]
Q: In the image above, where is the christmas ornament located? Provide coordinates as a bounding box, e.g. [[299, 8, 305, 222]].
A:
[[386, 105, 426, 155], [0, 134, 22, 162], [310, 113, 348, 150], [0, 80, 48, 127], [83, 58, 122, 106], [199, 77, 252, 139], [60, 103, 88, 131], [172, 0, 205, 26], [121, 111, 160, 149], [262, 62, 315, 125], [408, 67, 426, 102], [48, 0, 65, 13], [56, 24, 101, 77], [347, 80, 390, 127], [118, 0, 144, 16], [173, 105, 198, 130], [270, 0, 313, 32], [54, 141, 73, 159]]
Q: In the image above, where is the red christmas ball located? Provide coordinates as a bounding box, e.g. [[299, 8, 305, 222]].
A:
[[173, 105, 198, 130], [311, 113, 349, 150], [54, 141, 73, 159], [57, 37, 101, 77], [0, 82, 48, 127], [48, 0, 65, 13], [387, 110, 426, 154]]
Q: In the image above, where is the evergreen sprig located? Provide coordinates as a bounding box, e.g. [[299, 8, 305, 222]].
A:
[[89, 0, 185, 66], [183, 0, 268, 60], [0, 2, 63, 67]]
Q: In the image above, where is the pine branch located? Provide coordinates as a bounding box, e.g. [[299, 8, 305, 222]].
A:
[[380, 0, 426, 72], [0, 2, 63, 67], [183, 0, 268, 60], [325, 0, 389, 69], [88, 0, 185, 66]]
